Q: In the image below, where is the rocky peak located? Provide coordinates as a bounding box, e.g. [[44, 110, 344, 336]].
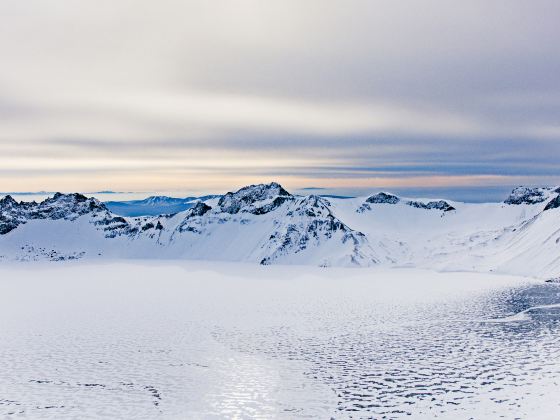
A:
[[504, 187, 551, 205], [0, 195, 18, 208], [38, 193, 107, 219], [218, 182, 292, 214], [44, 192, 87, 207], [366, 192, 400, 205], [263, 195, 376, 266], [406, 200, 456, 212], [0, 193, 108, 235]]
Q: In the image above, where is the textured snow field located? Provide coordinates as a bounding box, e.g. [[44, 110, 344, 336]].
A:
[[1, 262, 559, 419]]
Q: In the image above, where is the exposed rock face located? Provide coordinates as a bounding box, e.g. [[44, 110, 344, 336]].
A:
[[0, 196, 21, 234], [217, 182, 292, 214], [366, 192, 400, 204], [251, 196, 294, 215], [406, 200, 456, 212], [175, 202, 213, 234], [544, 195, 560, 211], [0, 195, 18, 209], [0, 193, 107, 235], [0, 192, 144, 241], [357, 192, 400, 212], [357, 193, 455, 213], [504, 187, 551, 205], [92, 215, 137, 238], [262, 195, 377, 266], [286, 195, 332, 218], [142, 222, 156, 231], [188, 201, 212, 217], [37, 193, 106, 218]]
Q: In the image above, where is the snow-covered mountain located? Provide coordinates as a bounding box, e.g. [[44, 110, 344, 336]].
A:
[[1, 183, 559, 278]]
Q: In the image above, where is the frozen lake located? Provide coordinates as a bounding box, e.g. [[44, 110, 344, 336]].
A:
[[1, 262, 559, 419]]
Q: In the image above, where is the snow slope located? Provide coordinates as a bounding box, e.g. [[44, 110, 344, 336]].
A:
[[1, 183, 559, 278]]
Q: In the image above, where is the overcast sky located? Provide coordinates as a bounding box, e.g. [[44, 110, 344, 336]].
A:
[[1, 0, 559, 196]]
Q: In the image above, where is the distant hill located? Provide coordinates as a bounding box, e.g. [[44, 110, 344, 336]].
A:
[[104, 195, 220, 216]]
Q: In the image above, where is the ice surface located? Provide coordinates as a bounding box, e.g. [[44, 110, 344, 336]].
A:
[[1, 261, 559, 419]]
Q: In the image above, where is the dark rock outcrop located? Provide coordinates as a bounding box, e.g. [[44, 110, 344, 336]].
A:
[[366, 192, 400, 205], [262, 195, 376, 266], [189, 201, 212, 217], [176, 202, 213, 234], [357, 192, 401, 213], [218, 182, 292, 215], [0, 193, 108, 235], [406, 200, 456, 212], [544, 195, 560, 211], [504, 187, 550, 205]]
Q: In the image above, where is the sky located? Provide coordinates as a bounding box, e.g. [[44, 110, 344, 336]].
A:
[[1, 0, 559, 198]]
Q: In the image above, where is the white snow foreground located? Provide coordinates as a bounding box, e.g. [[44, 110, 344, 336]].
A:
[[1, 183, 560, 278], [1, 262, 558, 419]]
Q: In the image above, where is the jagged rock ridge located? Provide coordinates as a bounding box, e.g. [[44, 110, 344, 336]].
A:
[[357, 192, 455, 213], [263, 195, 376, 266], [2, 183, 560, 276], [218, 182, 292, 214], [504, 186, 554, 205], [0, 183, 377, 267], [366, 192, 400, 205], [0, 193, 106, 235], [406, 200, 456, 212]]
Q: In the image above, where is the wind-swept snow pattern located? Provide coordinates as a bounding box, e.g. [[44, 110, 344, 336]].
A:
[[1, 183, 560, 278], [485, 303, 560, 323], [1, 262, 559, 419]]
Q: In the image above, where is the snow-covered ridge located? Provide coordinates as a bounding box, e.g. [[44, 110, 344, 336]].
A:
[[0, 183, 374, 267], [0, 192, 106, 234], [1, 183, 560, 278]]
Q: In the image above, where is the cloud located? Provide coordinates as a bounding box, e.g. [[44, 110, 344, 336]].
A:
[[0, 0, 559, 193]]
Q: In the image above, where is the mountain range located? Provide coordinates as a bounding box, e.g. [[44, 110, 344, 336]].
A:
[[1, 182, 559, 279], [104, 195, 220, 216]]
